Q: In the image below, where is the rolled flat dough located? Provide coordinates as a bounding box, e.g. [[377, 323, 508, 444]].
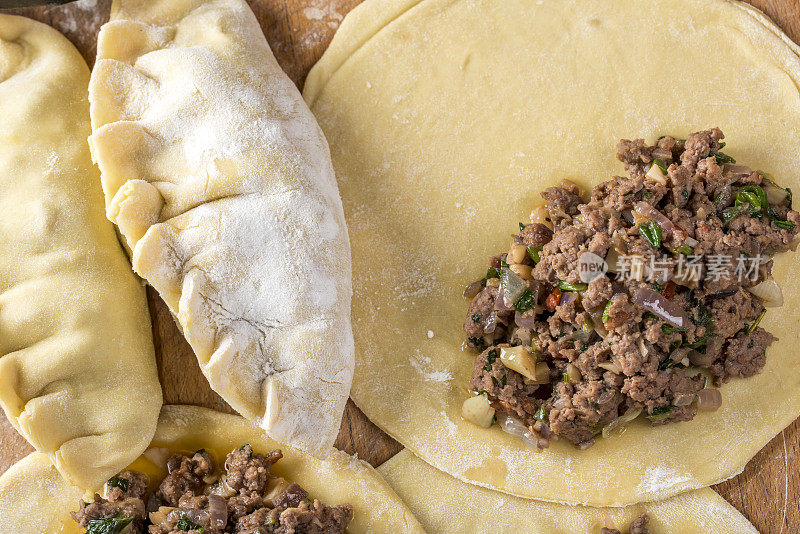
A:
[[379, 449, 757, 533], [305, 0, 800, 505]]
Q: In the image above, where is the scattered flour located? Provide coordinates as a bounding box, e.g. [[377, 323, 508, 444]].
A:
[[57, 0, 103, 35], [303, 7, 327, 21], [301, 1, 344, 22], [636, 465, 692, 496], [411, 350, 453, 383]]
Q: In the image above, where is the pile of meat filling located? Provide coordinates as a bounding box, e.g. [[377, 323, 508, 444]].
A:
[[461, 128, 799, 449], [71, 446, 353, 534]]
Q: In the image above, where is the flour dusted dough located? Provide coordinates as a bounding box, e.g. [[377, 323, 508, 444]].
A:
[[0, 15, 161, 492], [0, 406, 423, 534], [378, 450, 756, 534], [304, 0, 800, 505], [89, 0, 354, 453]]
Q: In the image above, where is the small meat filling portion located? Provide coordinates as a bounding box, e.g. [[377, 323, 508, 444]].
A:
[[601, 513, 650, 534], [462, 129, 798, 448], [71, 446, 353, 534]]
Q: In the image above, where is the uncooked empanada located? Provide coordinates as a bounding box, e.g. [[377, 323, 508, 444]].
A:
[[89, 0, 354, 453], [0, 14, 161, 491]]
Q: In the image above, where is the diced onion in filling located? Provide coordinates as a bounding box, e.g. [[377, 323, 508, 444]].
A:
[[462, 393, 495, 428], [723, 163, 753, 180], [697, 388, 722, 411], [149, 507, 177, 527], [565, 363, 582, 383], [499, 346, 538, 380], [746, 279, 783, 307], [646, 162, 668, 185], [605, 247, 621, 273], [688, 349, 715, 367], [636, 338, 649, 358], [495, 287, 514, 312], [264, 477, 292, 507], [633, 287, 689, 328], [205, 495, 228, 528], [500, 268, 528, 306], [765, 183, 790, 205], [602, 407, 643, 439], [497, 414, 540, 450], [207, 475, 237, 499], [142, 447, 170, 469], [515, 310, 536, 329], [533, 361, 550, 384], [598, 361, 622, 374]]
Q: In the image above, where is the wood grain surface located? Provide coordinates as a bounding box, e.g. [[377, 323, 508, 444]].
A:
[[1, 0, 798, 531]]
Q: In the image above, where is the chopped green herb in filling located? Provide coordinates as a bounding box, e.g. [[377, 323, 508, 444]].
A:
[[527, 246, 543, 263], [513, 289, 538, 313], [176, 515, 202, 532], [85, 516, 134, 534], [558, 281, 588, 292], [647, 405, 676, 421], [638, 221, 662, 249], [106, 475, 129, 493]]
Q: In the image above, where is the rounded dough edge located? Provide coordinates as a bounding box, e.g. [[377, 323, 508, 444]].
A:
[[304, 0, 800, 505]]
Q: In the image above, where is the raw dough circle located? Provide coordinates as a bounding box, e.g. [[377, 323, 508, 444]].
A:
[[305, 0, 800, 505], [378, 450, 757, 533]]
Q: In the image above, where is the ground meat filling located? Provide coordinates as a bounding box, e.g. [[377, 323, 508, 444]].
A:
[[71, 447, 353, 534], [601, 513, 650, 534], [157, 450, 213, 507], [462, 129, 798, 448]]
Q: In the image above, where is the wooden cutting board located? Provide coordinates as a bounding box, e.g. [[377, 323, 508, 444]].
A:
[[1, 0, 799, 531]]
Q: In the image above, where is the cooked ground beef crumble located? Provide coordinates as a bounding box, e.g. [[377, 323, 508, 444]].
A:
[[601, 513, 650, 534], [462, 128, 798, 448], [71, 445, 353, 534]]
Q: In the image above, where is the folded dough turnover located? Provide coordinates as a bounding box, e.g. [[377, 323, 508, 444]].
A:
[[0, 14, 161, 491], [89, 0, 354, 452]]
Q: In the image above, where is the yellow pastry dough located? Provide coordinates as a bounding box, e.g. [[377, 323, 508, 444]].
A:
[[304, 0, 800, 505], [0, 406, 423, 534], [379, 450, 757, 533], [0, 15, 161, 492], [89, 0, 354, 453]]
